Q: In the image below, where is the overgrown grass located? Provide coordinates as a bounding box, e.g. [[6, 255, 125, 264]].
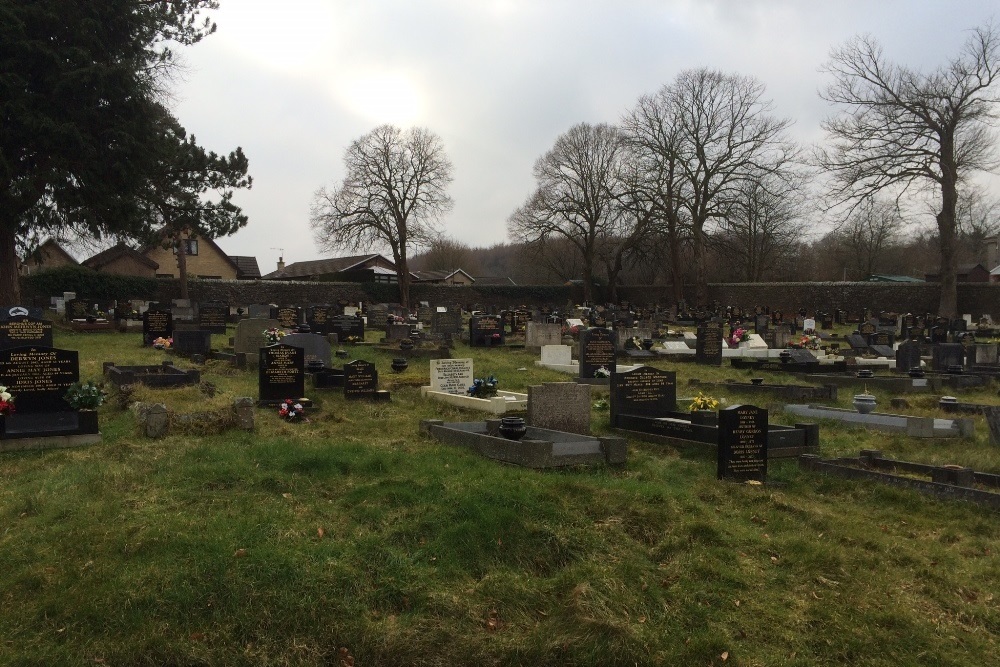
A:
[[0, 326, 998, 665]]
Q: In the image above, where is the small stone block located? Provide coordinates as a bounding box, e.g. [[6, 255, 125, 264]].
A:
[[931, 466, 975, 487], [600, 437, 628, 464]]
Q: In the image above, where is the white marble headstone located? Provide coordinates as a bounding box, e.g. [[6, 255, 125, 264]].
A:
[[429, 358, 474, 395], [540, 344, 573, 366]]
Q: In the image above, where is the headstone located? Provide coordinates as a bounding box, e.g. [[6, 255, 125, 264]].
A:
[[803, 318, 816, 332], [344, 359, 378, 400], [328, 315, 365, 342], [306, 305, 333, 335], [717, 404, 767, 483], [281, 332, 333, 368], [975, 344, 999, 365], [0, 346, 78, 412], [416, 306, 433, 324], [142, 308, 173, 345], [386, 324, 412, 341], [527, 383, 592, 435], [787, 349, 819, 365], [172, 330, 212, 356], [932, 343, 965, 371], [858, 321, 877, 337], [983, 406, 1000, 446], [248, 304, 272, 319], [696, 323, 723, 366], [895, 340, 922, 372], [65, 298, 89, 321], [869, 332, 894, 348], [609, 366, 677, 427], [525, 322, 562, 349], [540, 344, 573, 366], [258, 344, 305, 404], [429, 358, 474, 394], [469, 315, 504, 346], [0, 306, 43, 321], [754, 314, 770, 334], [846, 334, 869, 352], [0, 316, 53, 352], [431, 310, 462, 335], [578, 328, 616, 378], [271, 306, 301, 329], [367, 304, 389, 327], [197, 303, 228, 334], [234, 318, 280, 357]]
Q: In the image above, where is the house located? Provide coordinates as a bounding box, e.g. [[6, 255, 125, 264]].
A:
[[262, 254, 400, 283], [82, 243, 159, 277], [141, 230, 241, 280], [865, 274, 925, 283], [410, 269, 476, 285], [924, 263, 990, 283], [229, 256, 262, 280], [20, 239, 78, 275]]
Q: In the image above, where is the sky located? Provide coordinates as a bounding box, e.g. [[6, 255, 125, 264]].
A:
[[167, 0, 1000, 275]]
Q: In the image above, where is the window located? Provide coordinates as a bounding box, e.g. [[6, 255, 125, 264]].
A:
[[173, 239, 198, 255]]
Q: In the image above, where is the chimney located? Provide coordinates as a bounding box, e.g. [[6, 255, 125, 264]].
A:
[[276, 256, 285, 271]]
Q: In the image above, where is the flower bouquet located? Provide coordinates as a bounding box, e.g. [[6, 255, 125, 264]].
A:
[[593, 366, 611, 378], [467, 375, 499, 398], [688, 391, 719, 412], [263, 328, 286, 345], [728, 327, 749, 347], [64, 381, 105, 410], [152, 336, 172, 350], [0, 385, 15, 416], [790, 333, 820, 350], [278, 398, 307, 422]]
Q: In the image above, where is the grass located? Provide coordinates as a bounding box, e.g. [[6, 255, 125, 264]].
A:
[[0, 325, 998, 665]]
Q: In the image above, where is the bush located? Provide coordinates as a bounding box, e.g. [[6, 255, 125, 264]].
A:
[[21, 265, 160, 301]]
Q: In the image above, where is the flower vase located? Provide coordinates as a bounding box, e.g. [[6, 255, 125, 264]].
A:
[[391, 358, 408, 373], [852, 394, 877, 415], [77, 409, 99, 434], [498, 416, 527, 441]]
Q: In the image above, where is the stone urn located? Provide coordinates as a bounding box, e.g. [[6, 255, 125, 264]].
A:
[[856, 369, 875, 379], [390, 358, 409, 373], [908, 366, 925, 379], [779, 350, 792, 364], [498, 416, 527, 441], [853, 393, 877, 414], [641, 338, 655, 350], [335, 349, 349, 359], [399, 339, 414, 350]]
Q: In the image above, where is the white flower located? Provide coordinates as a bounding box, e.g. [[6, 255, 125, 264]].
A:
[[0, 392, 10, 401]]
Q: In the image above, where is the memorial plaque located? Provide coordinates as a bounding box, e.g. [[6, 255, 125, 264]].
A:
[[0, 316, 53, 352], [696, 323, 723, 366], [429, 358, 474, 394], [197, 303, 229, 334], [469, 315, 504, 346], [344, 359, 378, 399], [869, 332, 894, 347], [142, 308, 173, 344], [579, 327, 617, 378], [328, 315, 365, 341], [271, 306, 302, 329], [258, 344, 304, 403], [610, 366, 676, 426], [859, 321, 876, 336], [0, 346, 79, 412], [717, 404, 767, 482]]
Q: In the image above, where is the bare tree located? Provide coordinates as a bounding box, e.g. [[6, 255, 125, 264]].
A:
[[839, 198, 905, 278], [310, 125, 453, 309], [817, 23, 1000, 315], [715, 171, 804, 281], [622, 90, 691, 303], [639, 69, 796, 304], [508, 123, 630, 303]]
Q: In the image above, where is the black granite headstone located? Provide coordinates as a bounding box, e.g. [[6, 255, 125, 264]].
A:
[[258, 344, 304, 404], [0, 346, 78, 413], [142, 309, 173, 344], [344, 359, 378, 399], [469, 315, 504, 346], [197, 303, 229, 334], [172, 330, 212, 356], [65, 298, 90, 321], [895, 340, 921, 372], [1, 306, 43, 321], [328, 315, 365, 341], [610, 366, 676, 427], [271, 306, 302, 329], [0, 316, 53, 352], [431, 310, 462, 335], [579, 327, 617, 378], [717, 404, 767, 483], [932, 343, 965, 371], [696, 323, 723, 366], [306, 305, 333, 335]]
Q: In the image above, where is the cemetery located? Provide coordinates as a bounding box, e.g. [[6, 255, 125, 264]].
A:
[[2, 300, 1000, 665]]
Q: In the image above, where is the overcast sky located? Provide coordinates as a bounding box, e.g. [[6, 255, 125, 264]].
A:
[[169, 0, 999, 275]]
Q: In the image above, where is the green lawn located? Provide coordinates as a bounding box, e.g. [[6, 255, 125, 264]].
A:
[[1, 326, 998, 666]]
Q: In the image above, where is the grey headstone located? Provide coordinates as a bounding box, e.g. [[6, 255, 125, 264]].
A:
[[281, 332, 332, 367], [525, 322, 562, 349], [234, 318, 280, 360], [527, 383, 592, 435]]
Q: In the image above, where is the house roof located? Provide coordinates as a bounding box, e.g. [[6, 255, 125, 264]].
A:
[[411, 268, 476, 283], [139, 229, 241, 274], [229, 255, 261, 279], [865, 274, 924, 283], [262, 254, 390, 279], [83, 243, 159, 270], [23, 238, 78, 266]]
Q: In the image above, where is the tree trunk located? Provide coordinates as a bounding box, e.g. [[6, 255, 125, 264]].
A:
[[397, 254, 411, 311], [176, 231, 190, 300], [692, 223, 708, 305], [0, 219, 20, 305], [938, 139, 959, 318], [669, 224, 683, 304]]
